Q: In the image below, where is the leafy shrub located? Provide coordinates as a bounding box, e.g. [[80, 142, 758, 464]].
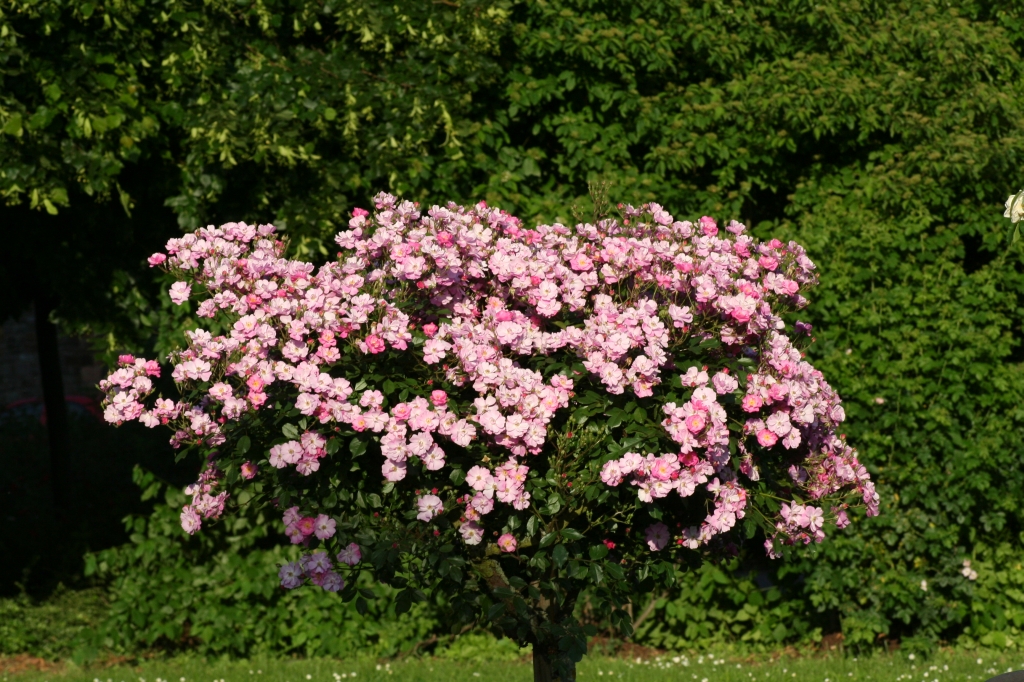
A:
[[435, 632, 525, 662], [0, 586, 107, 660], [480, 0, 1024, 651], [88, 469, 437, 659]]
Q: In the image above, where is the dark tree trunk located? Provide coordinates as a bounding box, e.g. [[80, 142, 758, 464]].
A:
[[533, 642, 576, 682], [35, 295, 71, 508]]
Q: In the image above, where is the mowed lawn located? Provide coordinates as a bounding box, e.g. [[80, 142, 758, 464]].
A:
[[4, 650, 1023, 682]]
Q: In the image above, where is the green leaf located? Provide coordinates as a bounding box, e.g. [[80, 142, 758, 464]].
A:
[[2, 114, 22, 136], [539, 532, 558, 548], [349, 437, 367, 457], [588, 544, 609, 560], [449, 468, 466, 486], [552, 544, 568, 567], [561, 527, 584, 541], [282, 424, 299, 440], [235, 435, 251, 455]]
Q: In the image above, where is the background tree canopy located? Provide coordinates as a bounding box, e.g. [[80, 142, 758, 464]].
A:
[[3, 0, 1024, 653]]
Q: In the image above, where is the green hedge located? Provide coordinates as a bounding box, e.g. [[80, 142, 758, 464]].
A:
[[468, 0, 1024, 649], [7, 0, 1024, 654]]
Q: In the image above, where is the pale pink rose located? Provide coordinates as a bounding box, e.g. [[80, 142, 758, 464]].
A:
[[430, 390, 448, 407], [364, 334, 386, 354], [337, 543, 362, 566], [459, 520, 484, 545], [313, 514, 336, 540], [282, 506, 301, 527], [600, 460, 623, 486], [757, 429, 778, 447], [147, 253, 167, 267], [712, 372, 738, 395], [417, 494, 443, 522], [383, 459, 407, 481], [180, 506, 202, 535], [169, 281, 192, 305]]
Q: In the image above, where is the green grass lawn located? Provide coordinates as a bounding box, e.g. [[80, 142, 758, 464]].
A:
[[4, 650, 1023, 682]]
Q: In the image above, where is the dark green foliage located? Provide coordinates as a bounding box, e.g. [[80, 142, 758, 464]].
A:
[[0, 586, 108, 660], [88, 469, 437, 658], [476, 0, 1024, 650], [4, 0, 1024, 654], [0, 404, 188, 597]]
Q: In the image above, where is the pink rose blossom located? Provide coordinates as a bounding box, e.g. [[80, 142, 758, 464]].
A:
[[169, 282, 192, 305], [240, 461, 258, 479], [364, 334, 386, 354], [417, 494, 443, 522], [459, 521, 484, 545], [497, 533, 517, 553], [180, 506, 202, 535], [337, 543, 362, 566], [313, 514, 336, 540], [757, 429, 779, 448], [645, 522, 670, 551]]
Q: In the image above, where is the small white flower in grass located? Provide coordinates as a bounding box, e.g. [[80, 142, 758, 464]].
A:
[[909, 654, 916, 661]]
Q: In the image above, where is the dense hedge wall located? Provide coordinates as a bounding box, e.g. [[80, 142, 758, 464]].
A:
[[5, 0, 1024, 654]]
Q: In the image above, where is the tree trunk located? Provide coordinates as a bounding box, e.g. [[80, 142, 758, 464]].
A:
[[35, 295, 71, 509], [533, 642, 576, 682]]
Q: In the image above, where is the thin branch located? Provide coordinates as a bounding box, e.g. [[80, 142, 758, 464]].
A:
[[630, 591, 666, 631]]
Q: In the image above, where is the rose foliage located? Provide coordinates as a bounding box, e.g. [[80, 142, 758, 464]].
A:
[[100, 193, 877, 672]]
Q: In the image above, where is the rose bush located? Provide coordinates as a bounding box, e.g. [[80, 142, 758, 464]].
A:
[[100, 194, 876, 681]]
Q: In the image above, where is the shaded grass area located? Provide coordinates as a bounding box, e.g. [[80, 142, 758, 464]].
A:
[[4, 649, 1024, 682]]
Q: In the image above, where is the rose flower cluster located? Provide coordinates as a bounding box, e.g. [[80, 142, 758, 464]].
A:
[[101, 194, 878, 591]]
